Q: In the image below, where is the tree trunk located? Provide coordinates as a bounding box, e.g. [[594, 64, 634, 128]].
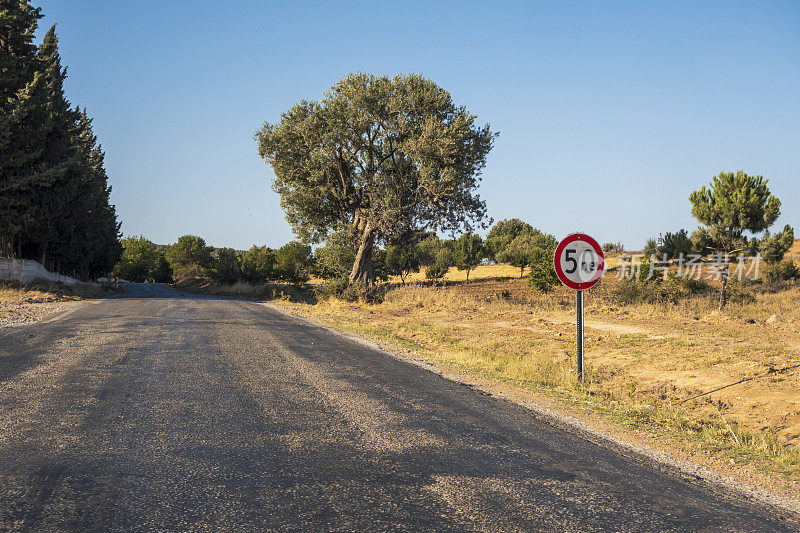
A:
[[349, 219, 375, 286], [466, 269, 470, 283], [519, 266, 524, 278], [719, 262, 729, 311]]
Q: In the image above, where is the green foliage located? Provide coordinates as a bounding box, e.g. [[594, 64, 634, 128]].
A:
[[425, 263, 450, 283], [765, 259, 799, 282], [166, 235, 213, 279], [256, 73, 496, 285], [425, 246, 453, 283], [660, 230, 692, 259], [112, 236, 171, 283], [385, 241, 422, 285], [635, 256, 652, 282], [275, 241, 313, 283], [313, 229, 357, 279], [0, 7, 120, 278], [371, 247, 389, 282], [152, 256, 172, 284], [690, 171, 782, 309], [212, 247, 243, 284], [485, 219, 534, 261], [496, 231, 557, 278], [759, 225, 794, 264], [241, 245, 276, 283], [528, 246, 558, 293], [690, 171, 781, 254], [642, 238, 658, 257], [602, 242, 624, 253], [612, 274, 714, 305], [314, 277, 372, 303], [417, 233, 444, 266], [452, 233, 483, 282], [314, 277, 351, 300]]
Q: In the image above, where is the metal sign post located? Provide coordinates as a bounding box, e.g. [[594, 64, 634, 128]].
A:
[[553, 233, 604, 383], [576, 289, 584, 381]]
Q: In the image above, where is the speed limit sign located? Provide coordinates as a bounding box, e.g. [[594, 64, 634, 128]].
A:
[[554, 233, 605, 381], [554, 233, 604, 290]]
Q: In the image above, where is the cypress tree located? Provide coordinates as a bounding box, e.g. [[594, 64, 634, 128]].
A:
[[0, 0, 46, 257], [0, 3, 121, 277], [25, 25, 75, 265]]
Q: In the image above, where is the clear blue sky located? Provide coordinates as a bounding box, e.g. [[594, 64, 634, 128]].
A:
[[36, 1, 799, 250]]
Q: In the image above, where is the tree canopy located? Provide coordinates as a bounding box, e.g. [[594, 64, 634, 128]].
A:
[[759, 224, 794, 264], [452, 233, 483, 282], [241, 245, 276, 283], [496, 230, 557, 278], [166, 235, 213, 279], [689, 171, 781, 309], [256, 73, 496, 286], [485, 218, 534, 261], [690, 171, 780, 254], [659, 230, 692, 259], [112, 236, 171, 283]]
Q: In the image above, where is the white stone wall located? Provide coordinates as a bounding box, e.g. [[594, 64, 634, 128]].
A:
[[0, 258, 80, 285]]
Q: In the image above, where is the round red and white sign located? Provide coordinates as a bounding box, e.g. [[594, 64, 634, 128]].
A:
[[553, 233, 605, 291]]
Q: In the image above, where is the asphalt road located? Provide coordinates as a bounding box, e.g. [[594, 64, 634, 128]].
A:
[[0, 283, 797, 531]]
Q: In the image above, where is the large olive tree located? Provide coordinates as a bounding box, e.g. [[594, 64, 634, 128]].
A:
[[256, 73, 496, 286]]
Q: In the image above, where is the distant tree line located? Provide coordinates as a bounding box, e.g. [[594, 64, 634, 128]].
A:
[[0, 1, 121, 279], [111, 217, 563, 292], [112, 235, 315, 285]]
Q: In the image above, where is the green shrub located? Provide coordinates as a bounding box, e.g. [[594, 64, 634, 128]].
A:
[[425, 263, 449, 282], [212, 247, 243, 284], [340, 283, 365, 303], [313, 230, 357, 279], [241, 246, 276, 283], [766, 259, 799, 282], [275, 241, 313, 283], [112, 236, 172, 282], [528, 246, 558, 293], [611, 275, 715, 305], [315, 277, 350, 300], [166, 235, 213, 279]]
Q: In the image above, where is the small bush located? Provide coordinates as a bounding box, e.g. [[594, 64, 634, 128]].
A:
[[340, 283, 365, 303], [766, 259, 799, 282], [425, 263, 449, 282], [315, 277, 350, 300], [611, 275, 715, 305]]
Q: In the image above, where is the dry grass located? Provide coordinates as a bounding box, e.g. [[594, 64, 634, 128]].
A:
[[395, 263, 527, 284], [172, 277, 314, 303], [0, 279, 110, 303], [278, 268, 800, 482]]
